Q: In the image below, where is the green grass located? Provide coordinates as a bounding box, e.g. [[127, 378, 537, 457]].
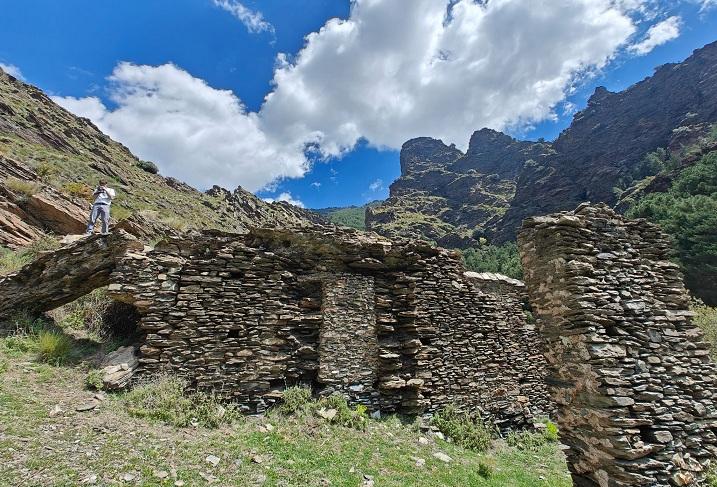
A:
[[0, 330, 571, 486], [0, 235, 61, 275], [694, 302, 717, 359], [124, 375, 241, 428], [4, 176, 40, 198], [36, 330, 72, 364]]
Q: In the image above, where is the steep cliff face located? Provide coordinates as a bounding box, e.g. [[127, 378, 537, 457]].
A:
[[368, 41, 717, 248], [366, 130, 549, 247], [492, 40, 717, 242], [0, 68, 323, 247]]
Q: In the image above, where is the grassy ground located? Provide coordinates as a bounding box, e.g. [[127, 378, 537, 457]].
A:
[[0, 326, 571, 487]]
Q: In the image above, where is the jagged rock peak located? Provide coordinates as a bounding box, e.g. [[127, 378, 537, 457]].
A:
[[399, 137, 463, 175], [456, 128, 549, 179], [586, 86, 613, 105]]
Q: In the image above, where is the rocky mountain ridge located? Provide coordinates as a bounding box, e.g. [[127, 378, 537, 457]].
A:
[[0, 68, 325, 248], [367, 40, 717, 247], [366, 129, 551, 247]]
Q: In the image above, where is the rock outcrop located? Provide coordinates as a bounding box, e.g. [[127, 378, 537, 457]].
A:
[[0, 155, 88, 247], [0, 231, 142, 319], [519, 204, 717, 486], [367, 41, 717, 250], [494, 40, 717, 242], [99, 345, 139, 390], [366, 130, 549, 247]]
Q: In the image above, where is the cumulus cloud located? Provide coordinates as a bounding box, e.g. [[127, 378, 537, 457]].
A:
[[0, 63, 24, 80], [260, 0, 638, 156], [629, 16, 681, 55], [52, 63, 307, 191], [263, 192, 305, 207], [55, 0, 658, 192], [213, 0, 273, 33]]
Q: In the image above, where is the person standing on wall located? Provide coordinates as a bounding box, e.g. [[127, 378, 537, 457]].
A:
[[85, 179, 116, 235]]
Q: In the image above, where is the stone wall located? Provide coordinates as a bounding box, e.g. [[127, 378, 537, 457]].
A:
[[319, 273, 378, 404], [108, 226, 552, 425], [519, 203, 717, 486]]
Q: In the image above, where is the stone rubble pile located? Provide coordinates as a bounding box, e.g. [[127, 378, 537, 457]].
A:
[[519, 203, 717, 486]]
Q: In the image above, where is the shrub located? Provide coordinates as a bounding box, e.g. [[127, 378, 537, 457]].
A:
[[124, 376, 240, 428], [36, 330, 72, 364], [506, 420, 559, 451], [627, 150, 717, 305], [5, 177, 40, 200], [310, 393, 369, 430], [62, 182, 93, 201], [85, 369, 104, 390], [431, 405, 493, 452], [137, 160, 159, 174], [477, 460, 495, 478], [35, 162, 58, 180], [544, 419, 559, 442], [279, 385, 312, 415]]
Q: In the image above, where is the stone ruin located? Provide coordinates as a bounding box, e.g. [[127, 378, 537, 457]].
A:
[[106, 226, 552, 427], [2, 204, 717, 485], [519, 203, 717, 486]]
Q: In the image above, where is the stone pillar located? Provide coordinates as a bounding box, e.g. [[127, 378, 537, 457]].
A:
[[319, 273, 379, 406], [518, 204, 717, 486]]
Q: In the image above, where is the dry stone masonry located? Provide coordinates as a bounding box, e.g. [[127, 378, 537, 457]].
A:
[[106, 226, 552, 427], [519, 203, 717, 486]]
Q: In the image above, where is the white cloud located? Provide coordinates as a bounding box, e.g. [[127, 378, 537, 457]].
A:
[[369, 179, 384, 192], [628, 16, 681, 55], [261, 0, 639, 156], [698, 0, 717, 12], [54, 0, 659, 192], [55, 96, 108, 121], [52, 63, 307, 191], [310, 181, 321, 188], [263, 192, 305, 207], [0, 63, 24, 80], [213, 0, 273, 33]]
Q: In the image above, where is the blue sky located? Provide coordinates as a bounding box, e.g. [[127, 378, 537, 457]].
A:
[[1, 1, 716, 209]]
